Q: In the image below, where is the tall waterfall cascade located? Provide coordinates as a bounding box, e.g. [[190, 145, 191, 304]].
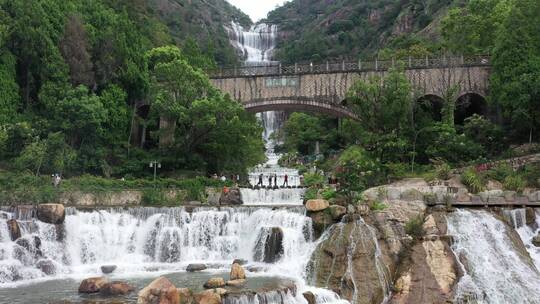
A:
[[502, 208, 540, 269], [226, 21, 304, 206]]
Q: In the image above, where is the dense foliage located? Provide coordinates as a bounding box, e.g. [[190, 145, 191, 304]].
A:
[[265, 0, 452, 62], [0, 0, 263, 180]]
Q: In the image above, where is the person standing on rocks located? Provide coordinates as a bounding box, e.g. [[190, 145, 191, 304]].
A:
[[256, 173, 264, 187], [268, 175, 273, 187], [282, 174, 289, 187]]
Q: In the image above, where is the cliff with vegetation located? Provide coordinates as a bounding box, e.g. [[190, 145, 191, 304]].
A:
[[265, 0, 459, 62]]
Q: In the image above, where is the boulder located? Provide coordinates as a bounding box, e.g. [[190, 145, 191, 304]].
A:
[[203, 277, 225, 289], [229, 263, 246, 280], [309, 211, 333, 237], [253, 227, 284, 263], [194, 290, 222, 304], [37, 204, 65, 224], [36, 259, 56, 275], [100, 281, 134, 295], [356, 204, 370, 216], [219, 187, 242, 205], [138, 276, 179, 304], [401, 189, 423, 201], [177, 288, 193, 304], [305, 199, 329, 212], [101, 265, 117, 274], [232, 259, 247, 265], [226, 279, 246, 287], [328, 205, 347, 221], [205, 187, 222, 206], [525, 208, 536, 226], [6, 219, 21, 241], [186, 263, 207, 272], [78, 277, 109, 293], [532, 234, 540, 247], [303, 291, 316, 304]]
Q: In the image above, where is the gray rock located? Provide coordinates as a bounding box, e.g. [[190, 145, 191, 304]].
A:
[[100, 265, 117, 274], [253, 227, 283, 263], [186, 263, 207, 272], [303, 291, 316, 304], [6, 219, 21, 241], [219, 187, 243, 205], [37, 204, 65, 224], [37, 259, 56, 275], [532, 234, 540, 247]]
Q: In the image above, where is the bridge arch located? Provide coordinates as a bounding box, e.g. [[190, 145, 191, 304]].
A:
[[243, 98, 358, 119], [455, 92, 487, 125], [416, 94, 444, 122]]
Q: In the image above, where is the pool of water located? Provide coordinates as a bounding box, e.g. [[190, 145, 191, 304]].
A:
[[0, 270, 292, 304]]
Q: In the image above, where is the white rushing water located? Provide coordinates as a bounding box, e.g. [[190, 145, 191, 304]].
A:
[[226, 21, 304, 206], [447, 209, 540, 304], [502, 208, 540, 269], [0, 207, 314, 286]]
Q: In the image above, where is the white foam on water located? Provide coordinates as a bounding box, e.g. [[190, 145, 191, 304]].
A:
[[447, 209, 540, 304]]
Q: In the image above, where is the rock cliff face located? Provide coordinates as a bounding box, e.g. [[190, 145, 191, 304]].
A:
[[306, 178, 540, 304], [265, 0, 451, 61]]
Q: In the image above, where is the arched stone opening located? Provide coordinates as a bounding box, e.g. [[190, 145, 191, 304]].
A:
[[416, 94, 444, 123], [244, 100, 358, 120], [455, 93, 487, 125]]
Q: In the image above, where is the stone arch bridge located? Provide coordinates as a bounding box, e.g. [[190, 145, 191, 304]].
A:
[[209, 56, 491, 120]]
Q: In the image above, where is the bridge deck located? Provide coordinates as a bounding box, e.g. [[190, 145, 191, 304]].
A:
[[208, 55, 490, 79]]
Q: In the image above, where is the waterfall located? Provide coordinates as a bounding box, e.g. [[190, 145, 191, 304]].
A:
[[447, 209, 540, 304], [0, 207, 314, 286], [502, 208, 540, 269], [226, 21, 304, 206], [226, 22, 278, 65]]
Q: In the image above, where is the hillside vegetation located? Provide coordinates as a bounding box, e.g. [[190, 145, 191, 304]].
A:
[[265, 0, 459, 62]]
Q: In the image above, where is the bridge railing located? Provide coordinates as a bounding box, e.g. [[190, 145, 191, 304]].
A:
[[208, 55, 490, 78]]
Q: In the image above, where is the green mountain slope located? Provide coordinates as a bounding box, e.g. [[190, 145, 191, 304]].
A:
[[265, 0, 460, 62], [147, 0, 251, 65]]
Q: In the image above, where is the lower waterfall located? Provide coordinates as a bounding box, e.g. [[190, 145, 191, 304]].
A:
[[447, 209, 540, 304], [502, 208, 540, 269]]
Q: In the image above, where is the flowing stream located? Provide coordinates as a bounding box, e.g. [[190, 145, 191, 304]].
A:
[[447, 209, 540, 304]]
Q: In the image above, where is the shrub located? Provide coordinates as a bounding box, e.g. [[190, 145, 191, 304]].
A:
[[370, 200, 387, 211], [486, 164, 514, 182], [435, 162, 452, 180], [303, 172, 325, 188], [405, 216, 425, 239], [303, 188, 318, 200], [503, 175, 526, 193], [321, 187, 337, 200], [461, 168, 485, 193], [423, 192, 437, 205], [142, 188, 169, 206]]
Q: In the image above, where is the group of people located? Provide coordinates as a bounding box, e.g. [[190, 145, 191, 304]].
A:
[[255, 173, 289, 188]]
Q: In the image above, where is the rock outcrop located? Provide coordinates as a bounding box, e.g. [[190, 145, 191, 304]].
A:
[[138, 276, 179, 304], [204, 277, 226, 289], [37, 204, 65, 224], [306, 199, 329, 212], [36, 259, 56, 275], [79, 277, 109, 293], [186, 263, 207, 272], [194, 289, 222, 304], [100, 281, 134, 295], [101, 265, 117, 274], [6, 219, 21, 241], [253, 227, 284, 263], [307, 218, 390, 304], [533, 234, 540, 247], [390, 213, 458, 304], [229, 263, 245, 280], [219, 187, 242, 205]]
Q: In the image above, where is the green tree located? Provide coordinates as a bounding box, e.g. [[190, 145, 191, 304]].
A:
[[347, 69, 413, 162], [490, 0, 540, 143], [442, 0, 511, 54], [283, 113, 325, 155]]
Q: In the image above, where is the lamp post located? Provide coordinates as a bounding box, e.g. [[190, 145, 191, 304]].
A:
[[149, 160, 161, 184]]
